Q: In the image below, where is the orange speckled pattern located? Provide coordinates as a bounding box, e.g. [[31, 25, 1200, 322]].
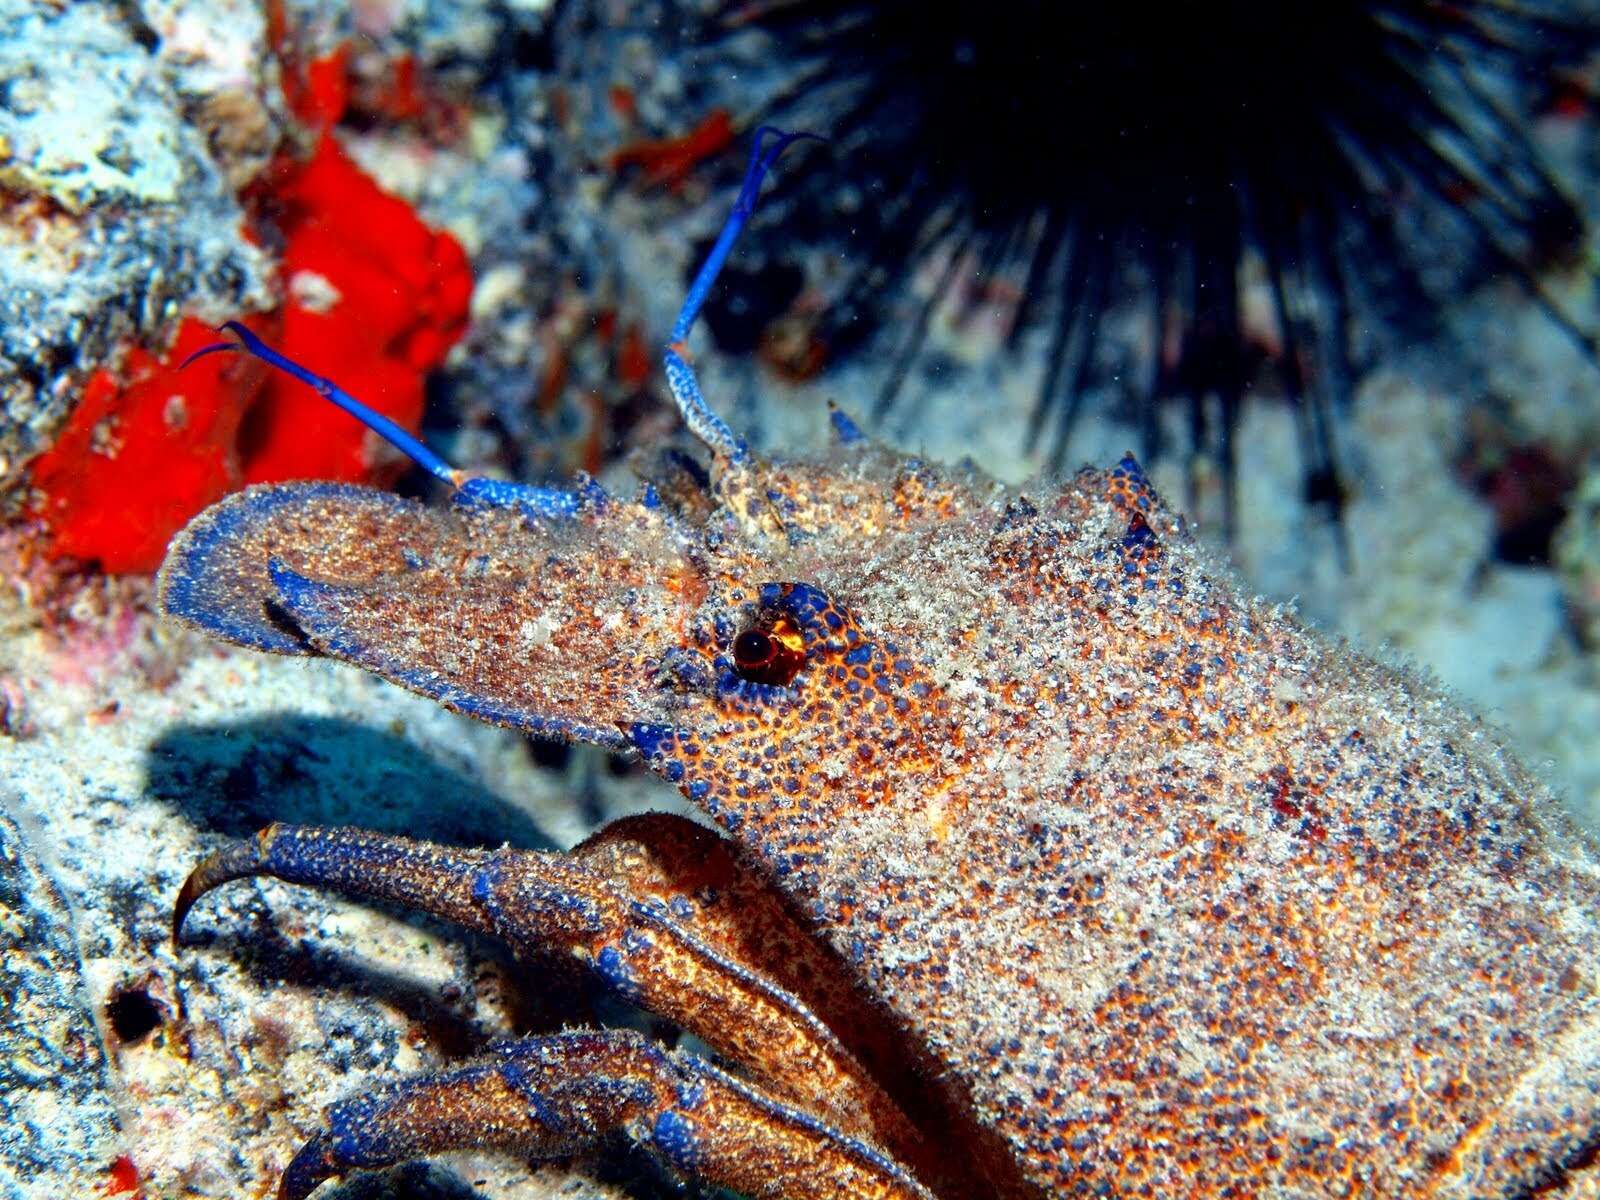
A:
[[631, 450, 1600, 1196], [162, 429, 1600, 1196]]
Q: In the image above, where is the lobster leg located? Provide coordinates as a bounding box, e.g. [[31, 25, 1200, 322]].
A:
[[174, 819, 926, 1173], [278, 1028, 933, 1200]]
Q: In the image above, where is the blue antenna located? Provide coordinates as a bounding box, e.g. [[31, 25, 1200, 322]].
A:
[[663, 125, 823, 464], [181, 125, 821, 494], [181, 322, 460, 486]]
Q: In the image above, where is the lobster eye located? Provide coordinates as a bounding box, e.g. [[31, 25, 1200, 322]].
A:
[[732, 615, 806, 686], [735, 630, 775, 665]]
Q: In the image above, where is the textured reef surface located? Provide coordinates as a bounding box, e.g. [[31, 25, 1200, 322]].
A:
[[2, 0, 1600, 1197], [0, 0, 273, 484]]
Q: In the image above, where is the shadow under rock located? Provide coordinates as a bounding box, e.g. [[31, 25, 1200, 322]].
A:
[[144, 715, 557, 851], [145, 720, 730, 1200], [187, 916, 584, 1056], [316, 1154, 732, 1200], [318, 1162, 494, 1200]]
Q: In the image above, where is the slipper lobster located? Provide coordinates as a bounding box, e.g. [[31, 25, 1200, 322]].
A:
[[161, 129, 1600, 1199]]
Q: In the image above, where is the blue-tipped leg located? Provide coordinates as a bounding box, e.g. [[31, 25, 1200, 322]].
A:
[[171, 821, 938, 1199], [268, 1028, 934, 1200], [664, 126, 824, 464], [274, 1034, 658, 1200], [171, 823, 494, 945]]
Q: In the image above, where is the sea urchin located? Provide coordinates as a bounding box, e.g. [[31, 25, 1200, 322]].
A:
[[712, 0, 1594, 528]]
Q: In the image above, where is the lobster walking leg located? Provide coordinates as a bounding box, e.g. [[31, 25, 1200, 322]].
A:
[[174, 820, 925, 1171], [278, 1029, 932, 1200]]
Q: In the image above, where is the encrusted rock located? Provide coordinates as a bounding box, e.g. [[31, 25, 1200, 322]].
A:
[[0, 0, 272, 492], [0, 810, 126, 1200]]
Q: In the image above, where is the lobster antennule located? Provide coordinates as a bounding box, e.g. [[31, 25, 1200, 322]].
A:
[[664, 125, 824, 465], [181, 127, 822, 494], [181, 325, 595, 519], [668, 126, 826, 348], [180, 321, 463, 486]]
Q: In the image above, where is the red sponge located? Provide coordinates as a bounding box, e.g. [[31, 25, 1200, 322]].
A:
[[29, 133, 471, 574], [240, 133, 471, 486]]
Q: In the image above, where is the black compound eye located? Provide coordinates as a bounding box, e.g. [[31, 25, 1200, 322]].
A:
[[735, 630, 775, 666], [732, 616, 806, 686]]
